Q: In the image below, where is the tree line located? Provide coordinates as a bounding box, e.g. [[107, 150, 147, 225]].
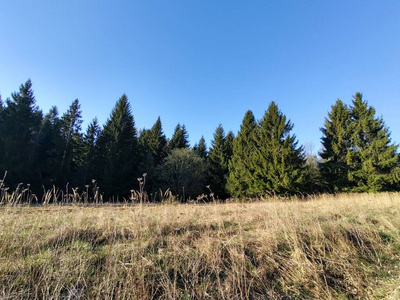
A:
[[0, 80, 399, 202]]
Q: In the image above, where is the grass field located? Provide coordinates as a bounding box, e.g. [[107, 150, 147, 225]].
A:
[[1, 193, 400, 299]]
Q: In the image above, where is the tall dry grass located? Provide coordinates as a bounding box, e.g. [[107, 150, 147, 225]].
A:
[[0, 193, 400, 299]]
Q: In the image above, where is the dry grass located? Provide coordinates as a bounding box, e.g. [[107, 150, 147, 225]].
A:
[[1, 193, 400, 299]]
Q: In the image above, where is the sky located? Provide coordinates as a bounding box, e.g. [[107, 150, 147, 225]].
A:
[[1, 1, 399, 154]]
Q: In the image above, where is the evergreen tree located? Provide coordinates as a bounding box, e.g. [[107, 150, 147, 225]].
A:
[[35, 106, 63, 188], [319, 99, 352, 192], [58, 99, 84, 187], [208, 124, 230, 199], [193, 136, 207, 159], [96, 94, 138, 199], [227, 110, 259, 198], [252, 102, 306, 195], [82, 118, 101, 185], [148, 117, 168, 165], [169, 123, 190, 150], [224, 131, 234, 162], [347, 93, 399, 192], [137, 118, 168, 194], [0, 95, 4, 172], [0, 80, 43, 188]]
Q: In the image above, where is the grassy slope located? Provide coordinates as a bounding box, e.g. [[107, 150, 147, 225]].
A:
[[0, 194, 400, 299]]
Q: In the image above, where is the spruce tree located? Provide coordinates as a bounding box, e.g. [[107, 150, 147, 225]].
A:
[[208, 124, 230, 199], [82, 118, 101, 185], [0, 95, 4, 173], [35, 106, 63, 189], [148, 117, 168, 165], [0, 80, 43, 188], [169, 123, 189, 150], [319, 99, 352, 192], [96, 94, 138, 199], [137, 118, 168, 194], [252, 102, 306, 195], [58, 99, 84, 187], [347, 93, 399, 192], [224, 131, 234, 162], [193, 136, 207, 159], [227, 110, 259, 198]]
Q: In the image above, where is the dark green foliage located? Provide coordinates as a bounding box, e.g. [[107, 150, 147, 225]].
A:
[[137, 117, 168, 193], [1, 80, 399, 200], [346, 93, 399, 192], [320, 93, 399, 193], [0, 80, 43, 188], [147, 117, 168, 166], [227, 110, 259, 198], [208, 125, 231, 199], [35, 106, 63, 188], [224, 131, 234, 161], [252, 102, 306, 195], [169, 123, 190, 150], [95, 94, 138, 199], [82, 118, 101, 185], [319, 99, 352, 192], [58, 99, 85, 187], [193, 136, 208, 159], [157, 148, 207, 200]]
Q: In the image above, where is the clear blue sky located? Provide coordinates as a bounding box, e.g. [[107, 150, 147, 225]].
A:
[[1, 1, 399, 154]]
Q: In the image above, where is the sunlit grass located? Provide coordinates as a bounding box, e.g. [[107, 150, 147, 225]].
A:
[[1, 193, 400, 299]]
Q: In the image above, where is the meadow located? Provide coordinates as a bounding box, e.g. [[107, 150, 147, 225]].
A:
[[1, 193, 400, 299]]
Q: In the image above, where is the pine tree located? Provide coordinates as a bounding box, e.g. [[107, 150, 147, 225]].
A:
[[347, 93, 399, 192], [169, 123, 190, 150], [319, 99, 352, 192], [208, 124, 230, 199], [193, 136, 207, 159], [227, 110, 259, 198], [0, 80, 43, 188], [252, 102, 306, 195], [96, 94, 138, 199]]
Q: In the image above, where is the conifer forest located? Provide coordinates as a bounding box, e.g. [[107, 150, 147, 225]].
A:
[[0, 80, 399, 203]]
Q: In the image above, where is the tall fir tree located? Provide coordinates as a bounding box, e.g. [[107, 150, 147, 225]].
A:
[[319, 99, 352, 192], [82, 118, 101, 185], [95, 94, 138, 199], [193, 136, 208, 159], [35, 106, 63, 189], [252, 102, 306, 195], [169, 123, 190, 150], [227, 110, 259, 198], [224, 131, 234, 161], [0, 80, 43, 188], [148, 117, 168, 165], [208, 124, 231, 199], [347, 93, 399, 192], [58, 99, 85, 187], [0, 95, 4, 172], [137, 118, 168, 193]]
